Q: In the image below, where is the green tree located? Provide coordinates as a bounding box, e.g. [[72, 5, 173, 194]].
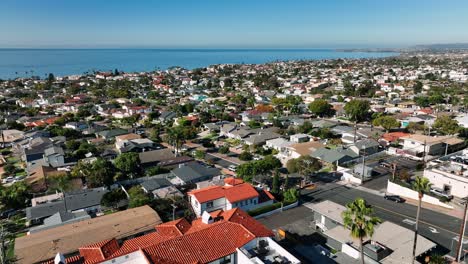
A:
[[308, 99, 335, 117], [114, 152, 141, 178], [344, 100, 371, 142], [145, 166, 169, 176], [282, 188, 299, 203], [165, 126, 186, 156], [342, 198, 381, 264], [239, 151, 253, 161], [0, 182, 30, 209], [72, 158, 115, 187], [128, 186, 151, 208], [193, 150, 205, 159], [411, 177, 432, 263], [218, 145, 229, 154], [286, 156, 321, 175], [372, 116, 400, 132], [413, 81, 423, 94], [3, 163, 16, 176], [101, 189, 128, 209], [272, 169, 280, 194], [432, 115, 460, 135]]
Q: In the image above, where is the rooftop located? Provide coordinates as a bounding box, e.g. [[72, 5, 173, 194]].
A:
[[17, 206, 161, 264]]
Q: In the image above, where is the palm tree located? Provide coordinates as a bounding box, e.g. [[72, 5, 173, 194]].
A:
[[342, 198, 381, 264], [166, 127, 185, 157], [411, 176, 432, 264]]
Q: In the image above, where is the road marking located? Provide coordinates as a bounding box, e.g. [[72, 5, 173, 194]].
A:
[[402, 219, 416, 225], [453, 236, 468, 244], [428, 227, 439, 233], [373, 204, 467, 239]]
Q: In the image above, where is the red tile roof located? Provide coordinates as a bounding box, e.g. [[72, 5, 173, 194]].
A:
[[382, 132, 411, 142], [188, 183, 260, 204], [47, 208, 273, 264], [224, 177, 244, 186]]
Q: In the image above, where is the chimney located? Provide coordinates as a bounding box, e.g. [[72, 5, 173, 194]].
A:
[[201, 211, 214, 224], [54, 253, 65, 264]]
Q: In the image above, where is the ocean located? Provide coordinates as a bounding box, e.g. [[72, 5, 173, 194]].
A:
[[0, 49, 398, 79]]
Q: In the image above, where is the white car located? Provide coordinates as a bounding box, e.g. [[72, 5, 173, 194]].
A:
[[430, 188, 453, 200], [228, 165, 237, 172]]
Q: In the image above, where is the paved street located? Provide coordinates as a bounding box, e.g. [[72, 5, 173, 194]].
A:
[[259, 182, 468, 259], [205, 153, 239, 168], [304, 183, 468, 257]]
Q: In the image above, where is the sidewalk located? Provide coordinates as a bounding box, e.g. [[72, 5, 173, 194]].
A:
[[341, 181, 467, 219]]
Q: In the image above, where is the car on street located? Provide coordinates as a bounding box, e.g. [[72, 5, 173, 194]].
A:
[[430, 188, 454, 200], [384, 194, 406, 203], [228, 165, 237, 172]]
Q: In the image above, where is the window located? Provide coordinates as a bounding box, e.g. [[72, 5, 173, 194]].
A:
[[253, 199, 257, 205], [206, 201, 213, 208]]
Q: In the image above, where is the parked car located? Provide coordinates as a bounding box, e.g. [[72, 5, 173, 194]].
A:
[[430, 188, 454, 200], [228, 165, 237, 172], [384, 194, 406, 203], [253, 155, 262, 161]]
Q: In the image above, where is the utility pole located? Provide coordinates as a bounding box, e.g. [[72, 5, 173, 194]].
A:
[[361, 145, 366, 180], [456, 197, 468, 262], [392, 162, 397, 182], [445, 142, 449, 157], [422, 140, 427, 169]]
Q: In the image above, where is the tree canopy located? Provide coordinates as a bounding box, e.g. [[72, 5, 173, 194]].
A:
[[432, 115, 460, 135], [372, 116, 400, 132], [344, 100, 371, 123], [308, 99, 335, 117]]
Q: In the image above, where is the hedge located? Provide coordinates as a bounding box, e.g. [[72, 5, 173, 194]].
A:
[[247, 200, 297, 217]]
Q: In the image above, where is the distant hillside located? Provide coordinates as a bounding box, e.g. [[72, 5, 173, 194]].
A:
[[410, 43, 468, 51]]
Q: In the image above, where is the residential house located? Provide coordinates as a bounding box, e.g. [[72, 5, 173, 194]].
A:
[[169, 162, 221, 185], [188, 178, 275, 217], [309, 201, 436, 264], [277, 140, 325, 165], [400, 134, 464, 159], [95, 128, 129, 140], [40, 208, 300, 264], [244, 130, 281, 147], [265, 137, 293, 152], [158, 111, 176, 124], [16, 206, 162, 264], [423, 159, 468, 198], [65, 122, 89, 132], [0, 129, 24, 146], [139, 148, 193, 168], [349, 139, 380, 156], [26, 187, 108, 225], [379, 132, 410, 147], [290, 133, 310, 143], [311, 147, 359, 165]]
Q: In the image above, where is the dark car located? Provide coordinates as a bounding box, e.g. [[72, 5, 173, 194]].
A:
[[384, 194, 405, 203]]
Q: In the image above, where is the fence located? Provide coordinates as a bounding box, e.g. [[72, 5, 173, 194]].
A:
[[252, 201, 299, 219]]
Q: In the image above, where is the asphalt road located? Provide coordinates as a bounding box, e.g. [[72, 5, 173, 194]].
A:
[[205, 153, 238, 168], [301, 183, 468, 258]]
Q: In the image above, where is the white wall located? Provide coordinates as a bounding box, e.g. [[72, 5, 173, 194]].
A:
[[342, 243, 360, 259], [386, 180, 453, 209], [424, 169, 468, 198]]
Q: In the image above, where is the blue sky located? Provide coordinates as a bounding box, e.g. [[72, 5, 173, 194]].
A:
[[1, 0, 467, 48]]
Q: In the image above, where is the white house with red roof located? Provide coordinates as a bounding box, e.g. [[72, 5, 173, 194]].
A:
[[45, 208, 300, 264], [188, 178, 275, 217]]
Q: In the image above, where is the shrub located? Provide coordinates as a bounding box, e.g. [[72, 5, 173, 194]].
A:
[[239, 151, 253, 161], [218, 145, 229, 154]]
